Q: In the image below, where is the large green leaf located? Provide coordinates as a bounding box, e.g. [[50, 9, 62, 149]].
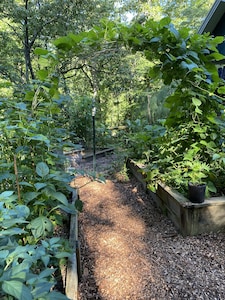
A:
[[54, 36, 73, 50], [38, 268, 56, 279], [0, 191, 14, 200], [31, 282, 54, 298], [27, 135, 50, 147], [34, 183, 47, 191], [41, 255, 50, 267], [2, 218, 29, 229], [180, 60, 198, 71], [192, 97, 201, 107], [49, 191, 68, 206], [27, 217, 53, 239], [212, 153, 220, 160], [168, 23, 179, 39], [2, 280, 32, 300], [11, 261, 30, 279], [23, 192, 40, 204], [150, 37, 160, 43], [208, 52, 225, 61], [58, 204, 76, 214], [0, 228, 27, 236], [208, 181, 217, 193], [0, 250, 9, 259], [37, 70, 49, 81], [34, 48, 50, 55], [38, 57, 51, 68], [15, 205, 30, 218], [45, 291, 70, 300], [19, 182, 33, 187], [36, 162, 49, 178]]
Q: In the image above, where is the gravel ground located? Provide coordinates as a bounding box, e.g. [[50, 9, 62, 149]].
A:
[[71, 153, 225, 300]]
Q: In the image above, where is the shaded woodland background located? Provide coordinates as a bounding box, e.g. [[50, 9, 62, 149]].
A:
[[0, 0, 215, 148]]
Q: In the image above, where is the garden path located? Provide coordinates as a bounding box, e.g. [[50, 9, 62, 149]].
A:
[[71, 154, 225, 300]]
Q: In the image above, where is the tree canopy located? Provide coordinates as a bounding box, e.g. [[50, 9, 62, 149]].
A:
[[0, 0, 220, 143]]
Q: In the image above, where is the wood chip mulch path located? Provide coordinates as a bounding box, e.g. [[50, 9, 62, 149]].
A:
[[71, 156, 225, 300]]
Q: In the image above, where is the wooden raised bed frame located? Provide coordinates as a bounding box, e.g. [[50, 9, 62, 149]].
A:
[[65, 190, 80, 300], [127, 159, 225, 236]]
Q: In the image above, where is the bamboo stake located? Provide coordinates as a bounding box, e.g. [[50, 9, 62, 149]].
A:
[[14, 155, 21, 202]]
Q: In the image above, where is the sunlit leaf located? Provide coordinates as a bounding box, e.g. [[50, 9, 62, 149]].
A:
[[192, 98, 201, 107], [34, 48, 50, 55], [54, 36, 73, 50], [195, 107, 202, 114], [37, 69, 49, 81], [217, 86, 225, 94]]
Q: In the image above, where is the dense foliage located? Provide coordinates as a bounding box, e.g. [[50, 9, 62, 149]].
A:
[[1, 1, 225, 297], [119, 18, 225, 195], [0, 0, 215, 143], [61, 16, 225, 196], [0, 53, 82, 298]]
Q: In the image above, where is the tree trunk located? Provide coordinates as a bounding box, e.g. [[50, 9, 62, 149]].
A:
[[24, 0, 35, 83]]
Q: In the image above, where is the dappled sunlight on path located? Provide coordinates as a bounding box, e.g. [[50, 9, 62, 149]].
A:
[[72, 171, 225, 299], [73, 177, 164, 299]]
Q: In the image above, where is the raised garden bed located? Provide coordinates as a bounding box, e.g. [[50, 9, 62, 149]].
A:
[[64, 148, 114, 168], [55, 190, 81, 299], [127, 159, 225, 236], [64, 147, 113, 159], [82, 148, 114, 162]]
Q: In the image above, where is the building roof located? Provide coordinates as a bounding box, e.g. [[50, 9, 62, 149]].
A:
[[198, 0, 225, 34]]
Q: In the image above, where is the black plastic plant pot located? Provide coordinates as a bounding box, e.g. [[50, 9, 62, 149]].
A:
[[188, 182, 206, 203]]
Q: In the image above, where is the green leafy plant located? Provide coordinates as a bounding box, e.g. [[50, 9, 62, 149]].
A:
[[115, 19, 225, 195], [0, 191, 71, 300], [0, 49, 82, 299], [183, 160, 209, 185]]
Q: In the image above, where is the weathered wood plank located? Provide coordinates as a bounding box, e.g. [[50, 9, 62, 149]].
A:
[[66, 190, 79, 300], [127, 160, 225, 236]]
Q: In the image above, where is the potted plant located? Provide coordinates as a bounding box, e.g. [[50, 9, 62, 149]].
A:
[[184, 160, 209, 203]]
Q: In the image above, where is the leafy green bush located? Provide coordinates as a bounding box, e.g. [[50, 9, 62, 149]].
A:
[[0, 191, 71, 300], [123, 118, 165, 161], [113, 17, 225, 196], [0, 51, 80, 298]]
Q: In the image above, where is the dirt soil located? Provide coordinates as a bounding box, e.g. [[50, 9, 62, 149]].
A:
[[71, 154, 225, 300]]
